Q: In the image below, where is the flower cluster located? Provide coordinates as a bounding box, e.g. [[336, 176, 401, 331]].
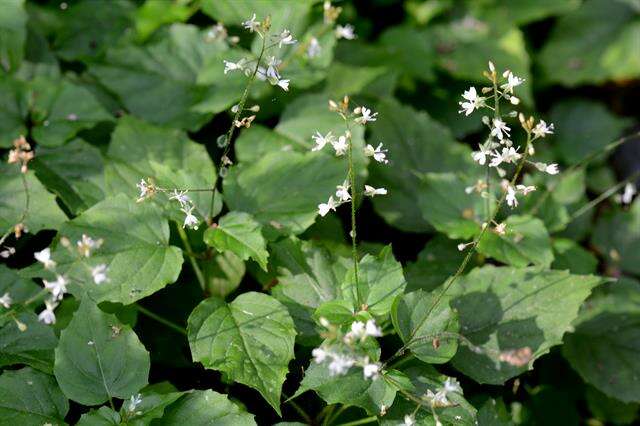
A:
[[136, 179, 200, 230], [7, 135, 34, 173], [399, 378, 464, 426], [311, 318, 383, 379], [313, 98, 389, 216]]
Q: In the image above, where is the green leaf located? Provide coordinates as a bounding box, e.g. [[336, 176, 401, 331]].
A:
[[342, 245, 406, 317], [563, 278, 640, 403], [156, 390, 256, 425], [189, 292, 296, 414], [224, 151, 344, 237], [31, 138, 106, 215], [29, 77, 113, 147], [199, 251, 246, 299], [368, 100, 473, 232], [0, 0, 27, 73], [467, 0, 581, 26], [118, 383, 184, 426], [77, 407, 121, 426], [135, 0, 194, 41], [54, 298, 150, 405], [586, 385, 639, 424], [0, 164, 67, 233], [552, 238, 598, 275], [449, 265, 601, 384], [200, 0, 313, 33], [477, 215, 554, 267], [391, 290, 459, 364], [0, 76, 28, 147], [0, 367, 68, 425], [51, 194, 183, 305], [538, 0, 639, 86], [0, 264, 40, 304], [592, 200, 640, 275], [204, 211, 268, 272], [0, 312, 57, 373], [378, 26, 437, 82]]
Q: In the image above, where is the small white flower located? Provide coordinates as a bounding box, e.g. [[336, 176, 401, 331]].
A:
[[472, 144, 492, 165], [363, 362, 380, 379], [500, 71, 524, 93], [34, 248, 56, 269], [0, 246, 15, 258], [532, 120, 554, 138], [404, 415, 416, 426], [490, 147, 520, 167], [506, 185, 518, 208], [364, 185, 387, 197], [242, 13, 260, 32], [44, 275, 68, 301], [169, 190, 191, 208], [182, 206, 199, 230], [458, 86, 485, 116], [620, 182, 637, 205], [350, 321, 365, 338], [328, 354, 355, 375], [365, 319, 382, 337], [136, 178, 151, 202], [331, 136, 349, 156], [0, 292, 12, 309], [91, 264, 109, 285], [307, 37, 321, 58], [335, 180, 351, 202], [77, 234, 103, 257], [545, 163, 559, 175], [494, 222, 507, 235], [354, 106, 378, 124], [318, 196, 339, 217], [128, 394, 143, 413], [364, 143, 388, 164], [457, 243, 467, 251], [312, 347, 328, 363], [276, 79, 290, 91], [319, 317, 331, 328], [490, 119, 511, 141], [335, 24, 356, 40], [516, 184, 536, 195], [277, 29, 296, 48], [223, 58, 247, 74], [311, 131, 334, 151], [38, 300, 58, 325], [442, 377, 462, 395]]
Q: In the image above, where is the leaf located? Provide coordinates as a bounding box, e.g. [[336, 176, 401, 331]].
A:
[[198, 251, 246, 299], [538, 0, 639, 86], [29, 77, 113, 147], [0, 312, 57, 373], [135, 0, 194, 41], [0, 264, 40, 304], [77, 407, 121, 426], [0, 76, 28, 147], [155, 390, 256, 425], [552, 238, 598, 275], [448, 265, 601, 384], [204, 211, 269, 272], [368, 100, 473, 232], [391, 290, 459, 364], [224, 150, 344, 237], [118, 383, 184, 426], [0, 367, 68, 425], [0, 163, 67, 234], [31, 138, 106, 215], [563, 278, 640, 403], [341, 245, 406, 317], [189, 292, 296, 414], [0, 0, 27, 73], [586, 385, 639, 425], [51, 194, 183, 305], [467, 0, 581, 26], [592, 200, 640, 275], [54, 298, 150, 405], [477, 215, 554, 268]]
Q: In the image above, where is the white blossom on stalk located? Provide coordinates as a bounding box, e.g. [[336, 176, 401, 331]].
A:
[[223, 58, 247, 74], [472, 144, 492, 165], [312, 347, 329, 363], [242, 13, 260, 32], [318, 196, 339, 216], [136, 179, 152, 202], [458, 87, 485, 116], [545, 163, 559, 175], [365, 319, 382, 337], [328, 354, 355, 376], [490, 119, 511, 141], [0, 246, 15, 258], [506, 185, 518, 208], [331, 135, 349, 156], [44, 275, 68, 301], [364, 185, 387, 197], [0, 292, 11, 309], [311, 131, 334, 151], [516, 185, 536, 195], [500, 71, 524, 93], [335, 24, 356, 40], [335, 180, 351, 202], [34, 248, 56, 269], [307, 37, 321, 58], [354, 106, 378, 124], [364, 143, 388, 164], [277, 29, 296, 48], [38, 300, 58, 324], [91, 264, 109, 285], [442, 377, 462, 395], [490, 147, 521, 167], [404, 415, 416, 426], [128, 394, 143, 413], [77, 234, 103, 257], [532, 120, 554, 138], [182, 206, 199, 229], [169, 190, 191, 208], [363, 362, 380, 379], [619, 182, 637, 205], [494, 222, 507, 235]]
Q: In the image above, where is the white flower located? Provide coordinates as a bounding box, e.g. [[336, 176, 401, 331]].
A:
[[311, 131, 334, 151], [365, 319, 382, 337], [336, 180, 351, 202], [364, 185, 387, 197], [318, 196, 339, 216], [363, 362, 380, 379], [490, 119, 511, 141], [331, 136, 349, 156], [354, 106, 378, 124], [532, 120, 554, 138], [442, 377, 462, 395], [404, 415, 416, 426], [472, 144, 492, 165], [34, 248, 56, 269], [277, 29, 296, 48], [500, 71, 524, 93], [182, 206, 199, 230], [276, 79, 290, 91], [457, 243, 467, 251], [620, 182, 637, 205], [328, 354, 355, 375], [545, 163, 559, 175], [350, 320, 365, 338], [364, 143, 388, 164], [0, 292, 12, 309], [494, 222, 507, 235], [458, 86, 485, 116], [223, 58, 247, 74], [312, 347, 328, 363], [490, 147, 521, 167], [38, 300, 58, 325], [136, 179, 151, 202], [128, 394, 143, 413], [91, 264, 109, 285], [506, 185, 518, 208], [0, 246, 15, 258], [77, 234, 103, 257], [516, 184, 536, 195], [169, 190, 191, 208], [242, 13, 260, 32], [307, 37, 321, 58], [44, 275, 68, 301], [335, 24, 356, 40]]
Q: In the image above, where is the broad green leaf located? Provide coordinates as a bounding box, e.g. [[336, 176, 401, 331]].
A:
[[189, 292, 296, 414], [54, 298, 150, 405], [198, 251, 246, 299], [378, 26, 437, 82], [538, 0, 639, 86], [552, 238, 598, 275], [326, 63, 388, 97], [313, 300, 356, 326], [105, 116, 217, 225], [234, 124, 301, 164], [0, 311, 57, 373], [342, 245, 406, 317], [0, 367, 68, 425], [477, 215, 554, 267], [563, 279, 640, 403], [0, 0, 27, 73], [0, 164, 67, 233], [118, 383, 184, 426], [200, 0, 313, 32], [135, 0, 195, 41], [449, 265, 601, 384], [585, 385, 640, 424], [51, 194, 183, 305], [31, 138, 106, 215], [0, 77, 28, 147], [186, 297, 225, 365], [77, 407, 121, 426], [368, 100, 473, 232], [29, 77, 113, 147], [418, 172, 487, 239], [391, 290, 459, 364], [592, 200, 640, 275], [0, 264, 40, 305], [156, 390, 256, 425], [204, 211, 268, 272], [466, 0, 581, 26], [224, 151, 344, 237]]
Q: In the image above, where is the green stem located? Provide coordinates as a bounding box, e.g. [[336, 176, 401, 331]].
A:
[[346, 120, 361, 307], [336, 417, 377, 426], [176, 226, 206, 292], [284, 396, 313, 424], [569, 170, 640, 222], [135, 305, 187, 336], [325, 404, 349, 425]]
